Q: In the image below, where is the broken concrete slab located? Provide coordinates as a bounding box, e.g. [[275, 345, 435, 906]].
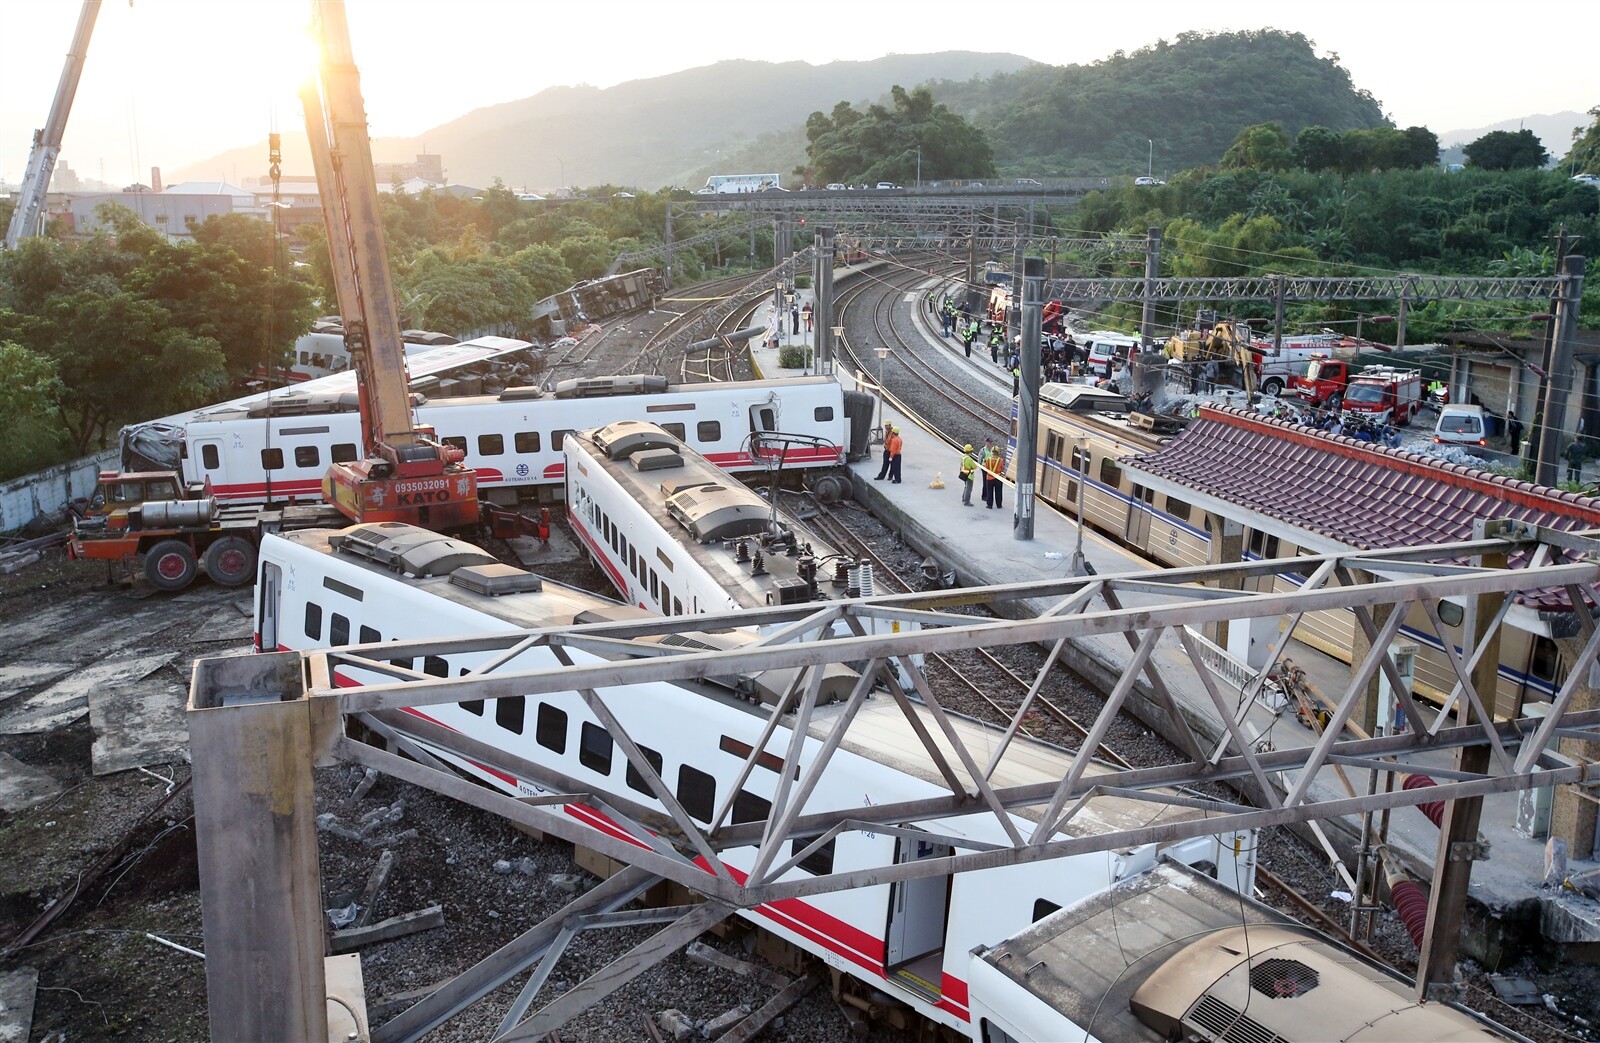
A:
[[0, 967, 39, 1043], [0, 651, 177, 735], [0, 663, 76, 702], [193, 604, 254, 644], [88, 677, 190, 776], [507, 523, 581, 567], [0, 752, 62, 813]]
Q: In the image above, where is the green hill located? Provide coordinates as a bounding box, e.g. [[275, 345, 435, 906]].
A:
[[933, 29, 1389, 177]]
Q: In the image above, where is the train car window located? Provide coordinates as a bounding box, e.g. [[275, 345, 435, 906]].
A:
[[1099, 458, 1121, 486], [627, 545, 638, 579], [1065, 480, 1078, 504], [461, 699, 484, 716], [478, 433, 505, 456], [1070, 446, 1089, 471], [331, 442, 359, 464], [329, 613, 349, 646], [579, 722, 614, 774], [719, 735, 792, 775], [981, 1018, 1022, 1043], [389, 656, 413, 671], [1168, 497, 1192, 522], [442, 436, 467, 454], [535, 702, 566, 752], [1045, 432, 1063, 460], [294, 446, 320, 468], [1530, 636, 1561, 684], [649, 569, 659, 602], [1248, 530, 1281, 558], [676, 765, 717, 823], [672, 597, 684, 616], [496, 696, 527, 735], [790, 836, 836, 875], [733, 790, 771, 825], [552, 429, 572, 450], [655, 549, 674, 572], [299, 351, 309, 365], [201, 444, 220, 469], [753, 407, 777, 432], [358, 625, 380, 643], [696, 421, 721, 442], [423, 656, 448, 677], [514, 431, 540, 453], [660, 423, 686, 440], [1139, 485, 1155, 504], [303, 602, 323, 640], [626, 745, 664, 794], [814, 406, 835, 422], [1033, 898, 1062, 922], [262, 447, 284, 471]]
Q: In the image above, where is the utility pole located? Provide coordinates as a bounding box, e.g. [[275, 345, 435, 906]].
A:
[[1010, 237, 1024, 350], [664, 203, 674, 290], [1530, 227, 1571, 479], [815, 226, 835, 374], [1535, 254, 1589, 486], [1140, 227, 1162, 347], [1015, 257, 1044, 541]]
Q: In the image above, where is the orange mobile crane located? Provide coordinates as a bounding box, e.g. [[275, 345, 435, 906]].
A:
[[300, 2, 480, 530]]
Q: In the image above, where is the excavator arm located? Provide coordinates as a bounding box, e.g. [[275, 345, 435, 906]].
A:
[[302, 0, 478, 529]]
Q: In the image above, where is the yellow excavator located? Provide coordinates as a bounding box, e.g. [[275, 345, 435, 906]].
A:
[[1165, 320, 1262, 397]]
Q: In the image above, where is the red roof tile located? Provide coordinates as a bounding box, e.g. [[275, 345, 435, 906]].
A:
[[1124, 406, 1600, 610]]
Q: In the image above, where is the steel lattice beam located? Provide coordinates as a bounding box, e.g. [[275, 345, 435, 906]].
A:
[[193, 523, 1600, 1038], [1044, 274, 1563, 302]]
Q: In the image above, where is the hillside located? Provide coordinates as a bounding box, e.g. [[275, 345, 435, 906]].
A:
[[931, 30, 1389, 177], [168, 52, 1035, 191], [1436, 110, 1587, 168]]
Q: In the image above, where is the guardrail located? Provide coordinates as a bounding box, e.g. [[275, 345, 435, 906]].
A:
[[1181, 625, 1287, 714]]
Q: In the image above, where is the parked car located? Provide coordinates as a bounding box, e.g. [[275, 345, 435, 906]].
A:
[[1573, 174, 1600, 187], [825, 183, 846, 191], [1434, 404, 1487, 447], [612, 192, 634, 198], [1013, 178, 1042, 187], [969, 182, 985, 189], [875, 182, 900, 190], [1134, 176, 1165, 186]]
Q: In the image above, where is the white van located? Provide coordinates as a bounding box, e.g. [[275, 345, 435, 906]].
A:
[[1084, 332, 1139, 377], [1434, 404, 1486, 447]]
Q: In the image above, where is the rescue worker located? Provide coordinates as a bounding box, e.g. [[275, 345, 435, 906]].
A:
[[1565, 437, 1586, 483], [1506, 410, 1524, 455], [958, 444, 977, 505], [873, 423, 895, 480], [989, 327, 1004, 364], [885, 425, 904, 483], [961, 320, 978, 359], [982, 439, 1004, 509]]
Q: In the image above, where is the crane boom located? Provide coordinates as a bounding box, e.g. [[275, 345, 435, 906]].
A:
[[303, 0, 479, 529], [4, 1, 101, 250]]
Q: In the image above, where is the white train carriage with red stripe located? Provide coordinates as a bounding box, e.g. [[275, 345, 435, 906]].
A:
[[254, 522, 1253, 1039], [176, 375, 868, 507]]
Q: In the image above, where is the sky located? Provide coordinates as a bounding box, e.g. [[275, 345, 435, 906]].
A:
[[1, 0, 1593, 190]]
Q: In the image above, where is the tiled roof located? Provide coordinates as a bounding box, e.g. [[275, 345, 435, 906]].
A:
[[1123, 406, 1600, 610]]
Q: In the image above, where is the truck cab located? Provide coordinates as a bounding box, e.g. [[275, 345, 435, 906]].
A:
[[1342, 367, 1422, 427], [76, 471, 188, 532], [1289, 355, 1351, 407]]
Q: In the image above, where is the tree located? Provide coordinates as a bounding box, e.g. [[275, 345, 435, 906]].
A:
[[1219, 123, 1295, 172], [0, 340, 67, 480], [1294, 126, 1342, 172], [1564, 106, 1600, 175], [804, 86, 995, 185], [1464, 129, 1549, 171], [1401, 126, 1441, 170], [1, 291, 226, 452]]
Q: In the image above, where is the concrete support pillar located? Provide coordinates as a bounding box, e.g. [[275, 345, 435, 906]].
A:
[[190, 652, 329, 1043], [1551, 635, 1600, 859], [1205, 516, 1244, 646], [1346, 568, 1394, 739], [814, 226, 835, 375]]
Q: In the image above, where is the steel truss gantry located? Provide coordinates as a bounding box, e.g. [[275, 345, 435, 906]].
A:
[[1043, 272, 1565, 303], [190, 523, 1600, 1041]]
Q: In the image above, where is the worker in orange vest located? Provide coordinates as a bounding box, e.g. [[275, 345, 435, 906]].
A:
[[885, 426, 904, 483], [982, 439, 1004, 509]]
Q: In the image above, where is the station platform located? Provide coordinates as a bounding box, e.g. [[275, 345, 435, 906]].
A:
[[747, 279, 1600, 962]]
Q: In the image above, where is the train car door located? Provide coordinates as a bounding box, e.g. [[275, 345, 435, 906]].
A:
[[188, 437, 230, 494], [1039, 432, 1063, 503], [257, 561, 281, 652], [750, 402, 780, 465], [885, 830, 952, 998], [1124, 483, 1154, 546]]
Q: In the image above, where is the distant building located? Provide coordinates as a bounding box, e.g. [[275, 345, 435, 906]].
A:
[[68, 189, 235, 240], [374, 153, 444, 188]]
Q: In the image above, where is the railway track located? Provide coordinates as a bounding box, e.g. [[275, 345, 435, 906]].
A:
[[795, 494, 1127, 768]]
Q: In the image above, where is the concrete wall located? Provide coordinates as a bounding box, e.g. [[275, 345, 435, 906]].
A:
[[0, 449, 117, 534]]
